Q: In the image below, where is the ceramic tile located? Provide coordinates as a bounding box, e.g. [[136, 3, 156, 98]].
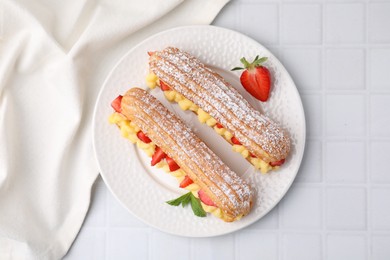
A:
[[281, 49, 322, 90], [326, 187, 366, 229], [237, 0, 276, 2], [83, 178, 107, 227], [107, 229, 148, 260], [371, 188, 390, 230], [301, 94, 322, 137], [236, 231, 278, 260], [283, 0, 323, 2], [280, 186, 322, 229], [267, 47, 281, 61], [368, 3, 390, 43], [64, 229, 105, 260], [239, 3, 279, 45], [372, 235, 390, 260], [325, 49, 365, 90], [150, 231, 191, 260], [327, 234, 367, 260], [370, 141, 390, 183], [326, 94, 366, 137], [370, 95, 390, 137], [295, 140, 322, 183], [325, 3, 365, 44], [191, 234, 235, 260], [325, 141, 366, 183], [282, 233, 322, 260], [107, 190, 148, 228], [369, 49, 390, 90], [250, 206, 279, 229], [281, 4, 322, 44]]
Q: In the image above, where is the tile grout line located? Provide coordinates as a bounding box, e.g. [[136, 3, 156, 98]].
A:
[[148, 228, 152, 260], [278, 204, 282, 260], [234, 232, 238, 260], [189, 238, 194, 260], [261, 43, 390, 48], [306, 136, 390, 142], [320, 1, 327, 259], [298, 89, 390, 95], [365, 1, 372, 259]]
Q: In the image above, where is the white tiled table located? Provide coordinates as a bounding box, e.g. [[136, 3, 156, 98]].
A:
[[64, 0, 390, 259]]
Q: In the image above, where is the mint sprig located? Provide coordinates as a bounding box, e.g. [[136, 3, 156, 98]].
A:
[[166, 192, 206, 217]]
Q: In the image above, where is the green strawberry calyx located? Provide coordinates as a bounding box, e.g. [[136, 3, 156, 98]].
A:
[[231, 56, 268, 71]]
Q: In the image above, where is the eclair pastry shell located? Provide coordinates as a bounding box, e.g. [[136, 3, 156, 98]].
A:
[[149, 47, 290, 163], [121, 88, 253, 222]]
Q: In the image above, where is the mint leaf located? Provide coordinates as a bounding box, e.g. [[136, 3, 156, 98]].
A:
[[190, 193, 206, 217], [166, 192, 207, 217], [181, 193, 191, 208], [166, 192, 191, 206]]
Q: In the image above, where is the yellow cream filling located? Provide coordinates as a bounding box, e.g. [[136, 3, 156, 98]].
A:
[[109, 111, 222, 218], [146, 73, 276, 174], [146, 73, 158, 89]]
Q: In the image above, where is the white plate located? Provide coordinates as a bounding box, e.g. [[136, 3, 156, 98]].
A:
[[93, 25, 306, 237]]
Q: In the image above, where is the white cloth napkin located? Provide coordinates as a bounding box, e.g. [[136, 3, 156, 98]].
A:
[[0, 0, 228, 258]]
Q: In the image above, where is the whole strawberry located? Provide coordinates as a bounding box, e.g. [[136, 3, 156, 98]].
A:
[[232, 56, 271, 102]]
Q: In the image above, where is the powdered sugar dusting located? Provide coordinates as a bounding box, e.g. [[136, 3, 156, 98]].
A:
[[122, 88, 252, 220], [149, 47, 290, 161]]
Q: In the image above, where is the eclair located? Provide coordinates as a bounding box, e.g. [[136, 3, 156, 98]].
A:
[[146, 47, 290, 173], [109, 88, 252, 222]]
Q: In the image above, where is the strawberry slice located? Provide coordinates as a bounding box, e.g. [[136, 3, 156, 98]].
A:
[[216, 123, 224, 129], [179, 176, 194, 188], [269, 159, 285, 167], [250, 153, 256, 158], [160, 81, 171, 91], [136, 131, 152, 143], [232, 56, 271, 102], [231, 136, 241, 145], [111, 95, 123, 113], [151, 147, 166, 166], [166, 156, 180, 171], [198, 190, 216, 207]]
